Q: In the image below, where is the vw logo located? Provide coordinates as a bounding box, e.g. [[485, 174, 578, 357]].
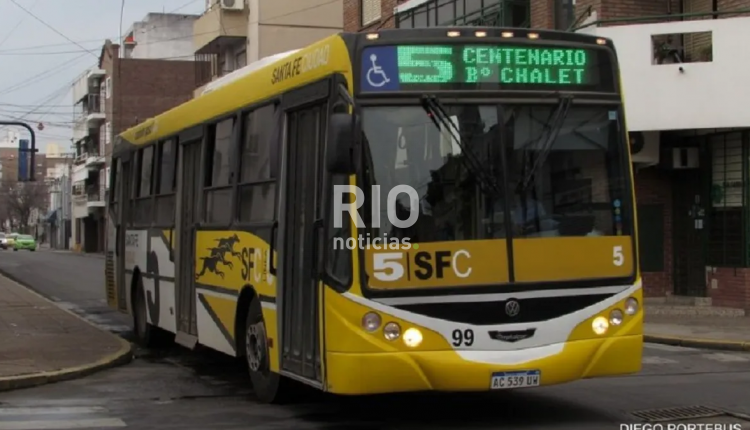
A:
[[505, 300, 521, 317]]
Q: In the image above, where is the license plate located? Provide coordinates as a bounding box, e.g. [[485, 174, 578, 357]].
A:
[[490, 370, 540, 390]]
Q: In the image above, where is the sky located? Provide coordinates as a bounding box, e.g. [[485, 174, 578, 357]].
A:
[[0, 0, 206, 153]]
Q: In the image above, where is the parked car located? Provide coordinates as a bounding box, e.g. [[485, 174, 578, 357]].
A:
[[0, 232, 6, 250], [6, 233, 18, 248], [13, 234, 36, 252]]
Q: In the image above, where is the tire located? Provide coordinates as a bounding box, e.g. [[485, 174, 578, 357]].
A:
[[13, 248, 17, 252], [244, 296, 294, 404], [132, 275, 170, 348]]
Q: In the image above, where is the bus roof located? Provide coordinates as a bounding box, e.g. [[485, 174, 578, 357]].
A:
[[116, 33, 353, 150]]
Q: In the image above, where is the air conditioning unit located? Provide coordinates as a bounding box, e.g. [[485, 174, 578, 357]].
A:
[[629, 131, 660, 166], [220, 0, 244, 11]]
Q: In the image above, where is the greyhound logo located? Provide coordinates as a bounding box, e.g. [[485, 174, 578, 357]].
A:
[[195, 234, 242, 280]]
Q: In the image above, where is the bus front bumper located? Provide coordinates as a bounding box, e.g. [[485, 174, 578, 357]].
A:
[[325, 334, 643, 395]]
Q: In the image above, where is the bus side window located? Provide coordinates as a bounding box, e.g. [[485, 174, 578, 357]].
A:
[[133, 145, 155, 226], [154, 139, 177, 226], [204, 117, 236, 225], [237, 104, 276, 224], [128, 149, 142, 227], [109, 160, 119, 221]]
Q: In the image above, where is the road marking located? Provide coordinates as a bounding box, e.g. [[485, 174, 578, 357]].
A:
[[644, 343, 699, 352], [0, 407, 106, 416], [702, 353, 750, 362], [642, 356, 678, 364], [0, 419, 126, 429]]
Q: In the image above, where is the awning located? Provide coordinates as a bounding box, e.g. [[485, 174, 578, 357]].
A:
[[46, 210, 57, 223]]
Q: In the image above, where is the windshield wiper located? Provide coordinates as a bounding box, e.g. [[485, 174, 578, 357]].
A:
[[517, 95, 573, 193], [420, 95, 504, 200]]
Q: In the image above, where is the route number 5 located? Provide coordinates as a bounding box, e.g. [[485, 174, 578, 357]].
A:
[[372, 253, 405, 282], [613, 246, 624, 266]]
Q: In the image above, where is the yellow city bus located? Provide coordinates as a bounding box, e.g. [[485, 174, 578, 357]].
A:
[[105, 27, 642, 404]]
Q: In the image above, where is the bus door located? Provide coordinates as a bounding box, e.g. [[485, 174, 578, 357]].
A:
[[115, 158, 132, 312], [278, 81, 329, 383], [175, 131, 203, 347]]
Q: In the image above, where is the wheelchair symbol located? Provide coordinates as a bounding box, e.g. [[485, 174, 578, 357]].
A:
[[366, 53, 390, 88]]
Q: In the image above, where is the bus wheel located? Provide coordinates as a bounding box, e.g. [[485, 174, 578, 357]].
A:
[[133, 276, 169, 348], [244, 296, 292, 404]]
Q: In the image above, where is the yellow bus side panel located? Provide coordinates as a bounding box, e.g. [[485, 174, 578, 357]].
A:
[[323, 285, 642, 394], [194, 229, 278, 368]]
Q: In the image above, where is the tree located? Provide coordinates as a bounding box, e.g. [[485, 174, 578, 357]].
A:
[[5, 181, 48, 233]]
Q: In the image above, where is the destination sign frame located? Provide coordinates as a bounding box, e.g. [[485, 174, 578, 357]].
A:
[[358, 43, 616, 93]]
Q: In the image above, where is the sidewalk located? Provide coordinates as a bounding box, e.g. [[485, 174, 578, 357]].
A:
[[38, 244, 105, 259], [0, 274, 131, 391], [645, 314, 750, 351]]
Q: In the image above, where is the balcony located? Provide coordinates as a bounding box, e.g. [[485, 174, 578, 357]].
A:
[[74, 94, 105, 129], [72, 68, 105, 102], [575, 11, 750, 132], [86, 185, 106, 212], [73, 137, 104, 169], [194, 5, 248, 55]]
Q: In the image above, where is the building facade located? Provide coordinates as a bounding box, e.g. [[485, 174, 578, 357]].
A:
[[71, 29, 200, 253], [44, 144, 74, 249], [343, 0, 750, 311], [123, 13, 199, 61], [193, 0, 343, 95]]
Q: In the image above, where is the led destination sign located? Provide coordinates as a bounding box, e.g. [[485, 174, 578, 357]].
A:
[[359, 44, 614, 93]]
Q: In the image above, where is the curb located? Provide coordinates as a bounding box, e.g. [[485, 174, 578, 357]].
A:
[[644, 334, 750, 352], [0, 337, 132, 392], [0, 272, 133, 392]]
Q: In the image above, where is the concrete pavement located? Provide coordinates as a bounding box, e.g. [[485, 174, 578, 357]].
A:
[[0, 247, 130, 334], [0, 273, 132, 392], [645, 315, 750, 351]]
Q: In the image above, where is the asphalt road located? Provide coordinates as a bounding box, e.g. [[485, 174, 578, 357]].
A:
[[0, 248, 749, 430]]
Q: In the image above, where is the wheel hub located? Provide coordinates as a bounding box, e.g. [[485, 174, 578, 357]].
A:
[[246, 322, 266, 372]]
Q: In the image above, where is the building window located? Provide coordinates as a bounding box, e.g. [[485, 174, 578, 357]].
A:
[[105, 77, 112, 99], [555, 0, 575, 30], [361, 0, 382, 26], [707, 132, 746, 267]]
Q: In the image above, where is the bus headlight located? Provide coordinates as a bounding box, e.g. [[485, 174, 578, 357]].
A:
[[361, 312, 381, 332], [625, 297, 639, 315], [609, 309, 624, 326], [403, 328, 423, 347], [383, 322, 401, 341], [592, 316, 609, 335]]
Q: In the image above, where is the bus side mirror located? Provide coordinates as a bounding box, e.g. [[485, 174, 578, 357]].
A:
[[327, 113, 356, 174]]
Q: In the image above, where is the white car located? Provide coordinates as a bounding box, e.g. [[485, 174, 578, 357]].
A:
[[0, 232, 6, 250]]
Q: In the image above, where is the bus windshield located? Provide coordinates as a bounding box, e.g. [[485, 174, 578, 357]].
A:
[[360, 103, 630, 242]]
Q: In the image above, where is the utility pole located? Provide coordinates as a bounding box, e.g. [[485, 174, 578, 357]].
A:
[[0, 121, 38, 181]]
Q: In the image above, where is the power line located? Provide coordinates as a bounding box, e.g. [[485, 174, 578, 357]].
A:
[[0, 53, 91, 97], [169, 0, 202, 13], [7, 0, 99, 59], [0, 0, 41, 49]]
